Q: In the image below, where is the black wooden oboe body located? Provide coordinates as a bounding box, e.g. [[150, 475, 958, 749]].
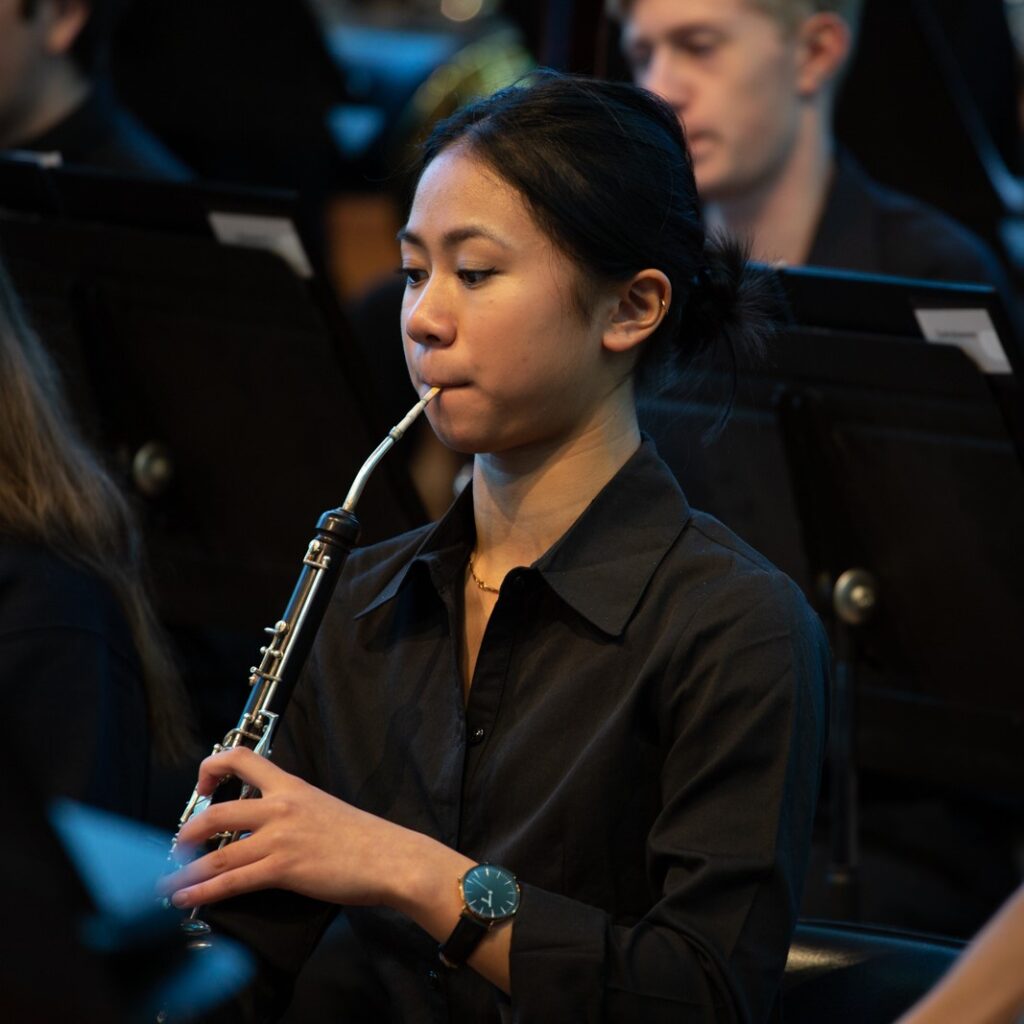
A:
[[168, 388, 440, 936]]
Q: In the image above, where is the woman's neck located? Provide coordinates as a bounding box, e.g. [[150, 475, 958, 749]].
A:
[[469, 403, 641, 582]]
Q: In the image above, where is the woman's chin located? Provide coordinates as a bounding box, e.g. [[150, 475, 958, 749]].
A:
[[430, 427, 490, 457], [425, 400, 491, 455]]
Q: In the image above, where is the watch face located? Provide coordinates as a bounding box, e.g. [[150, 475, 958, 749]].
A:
[[462, 864, 520, 921]]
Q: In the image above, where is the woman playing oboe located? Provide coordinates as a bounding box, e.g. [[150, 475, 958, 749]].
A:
[[166, 73, 829, 1023]]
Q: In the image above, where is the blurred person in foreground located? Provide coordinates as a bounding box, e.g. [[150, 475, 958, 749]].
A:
[[0, 0, 189, 178], [0, 258, 193, 817], [613, 0, 1011, 287], [897, 882, 1024, 1024]]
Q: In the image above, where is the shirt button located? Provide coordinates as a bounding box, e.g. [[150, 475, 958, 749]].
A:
[[469, 726, 486, 746], [426, 968, 441, 990]]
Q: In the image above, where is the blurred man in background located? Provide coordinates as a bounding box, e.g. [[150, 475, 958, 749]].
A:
[[613, 0, 1008, 286], [0, 0, 188, 178]]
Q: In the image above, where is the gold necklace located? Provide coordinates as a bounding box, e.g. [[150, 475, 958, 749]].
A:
[[468, 554, 500, 594]]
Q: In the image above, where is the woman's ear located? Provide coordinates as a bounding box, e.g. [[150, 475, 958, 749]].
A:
[[602, 269, 672, 354]]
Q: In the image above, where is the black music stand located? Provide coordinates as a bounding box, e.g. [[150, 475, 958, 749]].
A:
[[641, 269, 1024, 924], [0, 163, 427, 764]]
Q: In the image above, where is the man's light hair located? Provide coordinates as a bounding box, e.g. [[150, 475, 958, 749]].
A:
[[608, 0, 864, 34], [753, 0, 863, 33]]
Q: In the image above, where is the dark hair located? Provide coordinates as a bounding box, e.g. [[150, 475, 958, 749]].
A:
[[417, 72, 772, 413], [20, 0, 119, 77], [0, 260, 193, 764]]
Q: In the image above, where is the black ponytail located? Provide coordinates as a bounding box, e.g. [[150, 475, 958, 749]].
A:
[[642, 232, 776, 437]]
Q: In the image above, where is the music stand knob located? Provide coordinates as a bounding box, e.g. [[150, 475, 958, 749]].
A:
[[833, 568, 878, 627]]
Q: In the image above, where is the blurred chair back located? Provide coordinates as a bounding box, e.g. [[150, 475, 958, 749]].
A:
[[783, 920, 963, 1024]]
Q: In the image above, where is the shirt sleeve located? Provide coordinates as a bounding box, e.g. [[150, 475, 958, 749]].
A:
[[506, 573, 830, 1024]]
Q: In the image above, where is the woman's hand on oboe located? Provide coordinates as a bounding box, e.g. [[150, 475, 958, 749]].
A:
[[161, 747, 512, 993], [161, 747, 471, 915]]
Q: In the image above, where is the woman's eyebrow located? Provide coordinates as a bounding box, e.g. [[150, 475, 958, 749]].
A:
[[396, 225, 512, 249]]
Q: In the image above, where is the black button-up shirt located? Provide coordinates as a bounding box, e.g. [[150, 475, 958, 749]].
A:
[[209, 440, 829, 1023]]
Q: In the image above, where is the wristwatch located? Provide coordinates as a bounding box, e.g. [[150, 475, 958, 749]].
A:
[[438, 863, 521, 969]]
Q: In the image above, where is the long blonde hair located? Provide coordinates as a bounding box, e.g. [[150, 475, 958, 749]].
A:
[[0, 261, 192, 764]]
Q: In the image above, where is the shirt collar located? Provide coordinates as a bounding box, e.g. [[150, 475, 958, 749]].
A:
[[355, 438, 691, 637], [354, 484, 475, 620], [532, 439, 691, 635]]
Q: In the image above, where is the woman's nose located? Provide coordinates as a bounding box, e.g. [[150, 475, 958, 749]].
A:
[[403, 276, 456, 348]]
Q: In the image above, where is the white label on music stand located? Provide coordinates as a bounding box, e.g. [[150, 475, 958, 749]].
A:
[[208, 211, 314, 279], [913, 307, 1011, 374]]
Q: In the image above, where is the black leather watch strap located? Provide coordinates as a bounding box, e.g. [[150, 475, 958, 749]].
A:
[[438, 912, 490, 969]]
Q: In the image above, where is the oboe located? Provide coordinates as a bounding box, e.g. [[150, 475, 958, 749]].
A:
[[169, 387, 441, 936]]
